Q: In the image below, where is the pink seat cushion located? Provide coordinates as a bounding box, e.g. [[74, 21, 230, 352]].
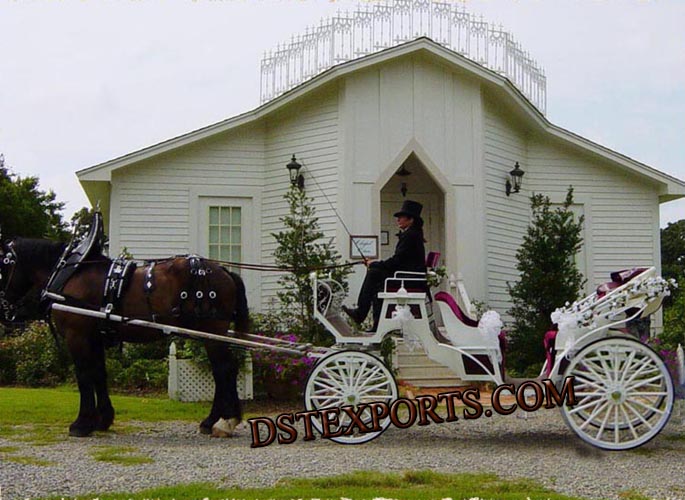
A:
[[597, 268, 649, 297], [611, 267, 648, 284], [426, 251, 441, 269], [543, 329, 558, 377], [434, 291, 478, 327]]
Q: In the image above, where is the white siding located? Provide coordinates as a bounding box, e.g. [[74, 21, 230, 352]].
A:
[[483, 102, 530, 315], [110, 123, 265, 260], [104, 51, 665, 322], [483, 100, 660, 319], [527, 141, 660, 288], [339, 56, 488, 300], [260, 87, 341, 310]]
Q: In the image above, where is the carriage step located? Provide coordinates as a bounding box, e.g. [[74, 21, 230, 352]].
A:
[[393, 340, 464, 387], [397, 375, 463, 388], [397, 366, 461, 380]]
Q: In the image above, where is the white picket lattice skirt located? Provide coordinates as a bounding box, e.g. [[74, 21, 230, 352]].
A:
[[168, 353, 253, 402]]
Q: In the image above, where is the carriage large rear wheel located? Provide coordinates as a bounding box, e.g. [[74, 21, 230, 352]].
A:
[[560, 337, 674, 450], [304, 350, 398, 444]]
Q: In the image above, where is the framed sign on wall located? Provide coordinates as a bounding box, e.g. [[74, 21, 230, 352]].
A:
[[350, 235, 379, 260]]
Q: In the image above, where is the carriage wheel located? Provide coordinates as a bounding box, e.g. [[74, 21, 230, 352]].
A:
[[560, 337, 674, 450], [304, 350, 398, 445]]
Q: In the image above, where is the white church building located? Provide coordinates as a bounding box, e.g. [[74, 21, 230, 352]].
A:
[[76, 2, 685, 321]]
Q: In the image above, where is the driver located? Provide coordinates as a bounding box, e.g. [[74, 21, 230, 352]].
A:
[[343, 200, 426, 331]]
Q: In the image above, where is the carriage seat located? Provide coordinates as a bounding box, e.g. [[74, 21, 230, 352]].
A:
[[382, 251, 441, 295], [596, 268, 648, 297], [434, 291, 478, 327]]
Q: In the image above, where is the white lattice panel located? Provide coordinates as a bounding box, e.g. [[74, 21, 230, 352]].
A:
[[168, 348, 253, 402]]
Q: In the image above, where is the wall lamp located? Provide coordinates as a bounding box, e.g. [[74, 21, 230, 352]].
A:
[[287, 154, 305, 190], [505, 162, 524, 196]]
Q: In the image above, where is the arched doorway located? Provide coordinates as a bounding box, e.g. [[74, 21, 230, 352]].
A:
[[379, 153, 445, 263]]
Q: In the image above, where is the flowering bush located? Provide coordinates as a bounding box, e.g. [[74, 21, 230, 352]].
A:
[[252, 332, 317, 399], [642, 335, 680, 385]]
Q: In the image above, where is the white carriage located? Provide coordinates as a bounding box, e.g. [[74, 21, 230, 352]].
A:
[[306, 266, 677, 450]]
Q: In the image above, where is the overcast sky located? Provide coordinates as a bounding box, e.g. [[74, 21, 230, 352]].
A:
[[1, 0, 683, 227]]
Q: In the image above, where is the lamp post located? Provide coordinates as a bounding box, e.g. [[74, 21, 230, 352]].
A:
[[505, 161, 524, 196], [287, 154, 304, 190]]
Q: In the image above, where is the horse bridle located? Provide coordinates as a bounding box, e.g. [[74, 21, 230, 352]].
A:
[[0, 240, 19, 322]]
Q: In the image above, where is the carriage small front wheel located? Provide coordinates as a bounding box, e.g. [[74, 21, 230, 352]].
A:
[[304, 350, 398, 444], [560, 337, 674, 451]]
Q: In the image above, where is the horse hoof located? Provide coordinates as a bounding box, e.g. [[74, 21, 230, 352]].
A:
[[96, 409, 115, 431], [69, 427, 94, 438], [199, 425, 212, 435], [211, 417, 240, 438]]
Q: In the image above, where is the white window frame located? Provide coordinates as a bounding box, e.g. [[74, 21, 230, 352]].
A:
[[189, 187, 262, 311]]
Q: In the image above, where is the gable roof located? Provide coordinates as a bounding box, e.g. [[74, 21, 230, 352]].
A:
[[77, 37, 685, 201]]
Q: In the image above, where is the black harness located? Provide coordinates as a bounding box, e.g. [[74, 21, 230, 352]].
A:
[[180, 255, 220, 319], [0, 241, 18, 322], [44, 212, 106, 299], [102, 256, 138, 320]]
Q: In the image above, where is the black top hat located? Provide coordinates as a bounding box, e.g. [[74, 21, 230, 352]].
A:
[[394, 200, 423, 219]]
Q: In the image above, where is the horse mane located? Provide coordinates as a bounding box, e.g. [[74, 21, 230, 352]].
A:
[[12, 238, 68, 271]]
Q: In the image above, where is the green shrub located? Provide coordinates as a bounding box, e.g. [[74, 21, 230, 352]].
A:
[[106, 342, 169, 392], [110, 359, 167, 391], [0, 337, 17, 384], [507, 187, 585, 376], [1, 321, 70, 386], [661, 286, 685, 351]]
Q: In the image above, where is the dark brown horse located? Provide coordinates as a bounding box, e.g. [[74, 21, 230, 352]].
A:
[[0, 236, 248, 438]]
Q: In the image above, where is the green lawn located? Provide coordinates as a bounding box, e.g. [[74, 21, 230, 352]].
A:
[[0, 387, 617, 500], [0, 386, 211, 426], [45, 470, 593, 500]]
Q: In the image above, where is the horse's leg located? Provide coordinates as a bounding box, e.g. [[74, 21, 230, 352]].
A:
[[200, 338, 242, 437], [65, 330, 103, 437], [93, 344, 114, 431]]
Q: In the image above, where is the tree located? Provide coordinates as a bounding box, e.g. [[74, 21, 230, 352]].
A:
[[507, 187, 586, 375], [0, 154, 68, 240], [659, 219, 685, 346], [661, 220, 685, 303], [271, 186, 351, 345]]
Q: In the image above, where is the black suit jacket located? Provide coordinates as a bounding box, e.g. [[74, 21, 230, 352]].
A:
[[371, 226, 426, 274]]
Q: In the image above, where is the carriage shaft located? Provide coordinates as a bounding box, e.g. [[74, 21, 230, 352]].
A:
[[50, 302, 314, 356]]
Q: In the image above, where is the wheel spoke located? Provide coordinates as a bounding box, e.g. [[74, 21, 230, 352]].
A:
[[624, 400, 654, 430], [624, 357, 658, 386], [620, 405, 639, 440], [313, 378, 345, 394], [559, 337, 673, 450], [352, 359, 369, 388], [579, 400, 610, 430], [628, 398, 666, 416], [594, 403, 612, 440], [304, 351, 398, 445], [626, 374, 665, 392], [626, 391, 668, 397], [570, 397, 605, 415], [618, 350, 637, 384]]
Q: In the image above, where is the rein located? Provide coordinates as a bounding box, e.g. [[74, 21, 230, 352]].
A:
[[55, 257, 363, 273]]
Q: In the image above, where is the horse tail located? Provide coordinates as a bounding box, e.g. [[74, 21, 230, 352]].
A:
[[224, 268, 249, 333]]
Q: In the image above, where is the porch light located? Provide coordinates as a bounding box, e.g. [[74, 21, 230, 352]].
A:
[[287, 154, 304, 190], [397, 164, 411, 198], [506, 162, 524, 196]]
